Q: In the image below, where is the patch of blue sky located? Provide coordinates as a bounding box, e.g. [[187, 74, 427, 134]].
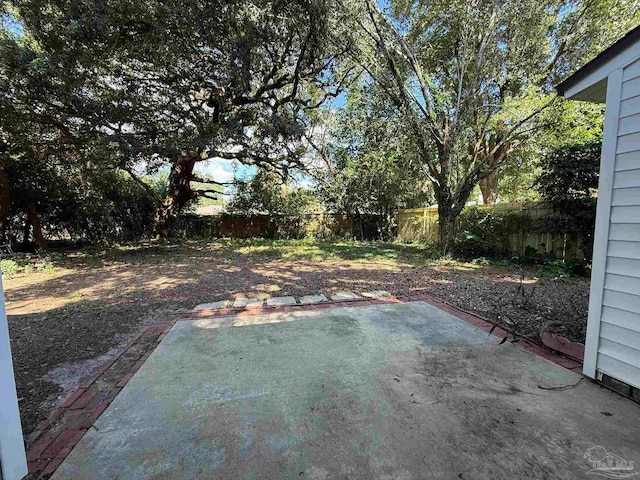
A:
[[194, 157, 256, 184], [0, 12, 24, 38]]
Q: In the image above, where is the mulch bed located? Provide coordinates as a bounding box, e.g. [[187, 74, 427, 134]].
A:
[[9, 304, 153, 441]]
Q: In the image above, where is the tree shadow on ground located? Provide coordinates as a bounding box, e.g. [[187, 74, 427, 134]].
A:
[[5, 239, 589, 437]]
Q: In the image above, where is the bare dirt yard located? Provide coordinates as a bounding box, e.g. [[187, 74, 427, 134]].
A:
[[5, 239, 590, 437]]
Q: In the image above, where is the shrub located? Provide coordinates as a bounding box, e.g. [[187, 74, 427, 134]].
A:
[[536, 141, 600, 263], [227, 170, 316, 239], [452, 207, 539, 259], [0, 259, 21, 277], [450, 205, 588, 271]]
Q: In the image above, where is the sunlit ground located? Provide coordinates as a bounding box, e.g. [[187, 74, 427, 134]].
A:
[[3, 239, 517, 315]]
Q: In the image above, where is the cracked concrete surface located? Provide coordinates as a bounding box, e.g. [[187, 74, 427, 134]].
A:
[[53, 302, 640, 480]]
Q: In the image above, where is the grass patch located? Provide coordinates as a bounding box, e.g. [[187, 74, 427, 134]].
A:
[[224, 238, 440, 264], [1, 255, 56, 277], [61, 238, 442, 266]]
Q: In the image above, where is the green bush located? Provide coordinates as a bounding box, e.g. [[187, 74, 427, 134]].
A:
[[5, 158, 158, 246], [0, 259, 21, 276], [452, 207, 543, 259], [451, 206, 588, 275], [536, 141, 600, 262], [227, 170, 316, 239]]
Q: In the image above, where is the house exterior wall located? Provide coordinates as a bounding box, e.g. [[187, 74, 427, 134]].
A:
[[585, 56, 640, 389], [0, 270, 28, 480]]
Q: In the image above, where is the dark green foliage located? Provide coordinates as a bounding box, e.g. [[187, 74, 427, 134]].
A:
[[341, 0, 637, 249], [536, 141, 600, 262], [3, 0, 357, 239], [452, 206, 586, 264], [453, 208, 540, 258], [315, 85, 431, 240], [452, 140, 601, 264], [538, 259, 586, 278], [227, 170, 315, 239], [72, 171, 157, 241], [316, 154, 429, 240], [5, 158, 156, 244]]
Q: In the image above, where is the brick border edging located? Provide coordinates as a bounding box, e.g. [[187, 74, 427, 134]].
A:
[[24, 321, 176, 479], [412, 293, 584, 371], [25, 292, 583, 479]]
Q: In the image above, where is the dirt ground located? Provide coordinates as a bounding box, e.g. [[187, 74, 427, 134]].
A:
[[4, 239, 590, 437]]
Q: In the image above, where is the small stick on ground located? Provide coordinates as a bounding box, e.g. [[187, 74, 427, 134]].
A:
[[537, 378, 583, 391]]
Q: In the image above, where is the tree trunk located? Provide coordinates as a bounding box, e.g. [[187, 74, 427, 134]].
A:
[[437, 202, 457, 254], [434, 180, 468, 254], [0, 166, 10, 243], [479, 172, 499, 205], [22, 220, 30, 249], [26, 201, 46, 248], [155, 153, 198, 237]]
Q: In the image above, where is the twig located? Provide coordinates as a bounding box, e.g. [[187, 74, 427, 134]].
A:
[[537, 378, 582, 390]]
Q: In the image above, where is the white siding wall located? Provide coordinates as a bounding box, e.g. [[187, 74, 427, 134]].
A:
[[592, 57, 640, 388]]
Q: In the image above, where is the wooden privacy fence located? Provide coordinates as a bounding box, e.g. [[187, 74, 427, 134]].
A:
[[174, 213, 384, 240], [397, 203, 585, 260]]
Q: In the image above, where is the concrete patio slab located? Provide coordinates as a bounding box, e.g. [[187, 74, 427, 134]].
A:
[[266, 296, 297, 306], [298, 294, 328, 304], [193, 300, 228, 311], [330, 291, 360, 301], [53, 302, 640, 480]]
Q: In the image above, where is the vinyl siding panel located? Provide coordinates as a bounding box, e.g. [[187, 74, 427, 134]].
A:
[[602, 289, 640, 314], [617, 131, 640, 153], [611, 186, 640, 205], [613, 168, 640, 188], [615, 151, 640, 171], [622, 58, 640, 81], [615, 152, 640, 172], [620, 95, 640, 118], [621, 76, 640, 100], [608, 240, 640, 259], [604, 273, 640, 296], [600, 322, 640, 349], [592, 58, 640, 389], [605, 256, 640, 277], [609, 206, 640, 223], [618, 114, 640, 136], [608, 222, 640, 241], [597, 353, 640, 388], [598, 338, 640, 370], [601, 305, 640, 333]]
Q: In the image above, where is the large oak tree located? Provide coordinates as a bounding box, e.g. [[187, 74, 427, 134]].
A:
[[7, 0, 357, 236], [342, 0, 639, 249]]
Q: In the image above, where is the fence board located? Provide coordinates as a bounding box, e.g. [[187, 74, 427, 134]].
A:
[[396, 203, 585, 260]]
